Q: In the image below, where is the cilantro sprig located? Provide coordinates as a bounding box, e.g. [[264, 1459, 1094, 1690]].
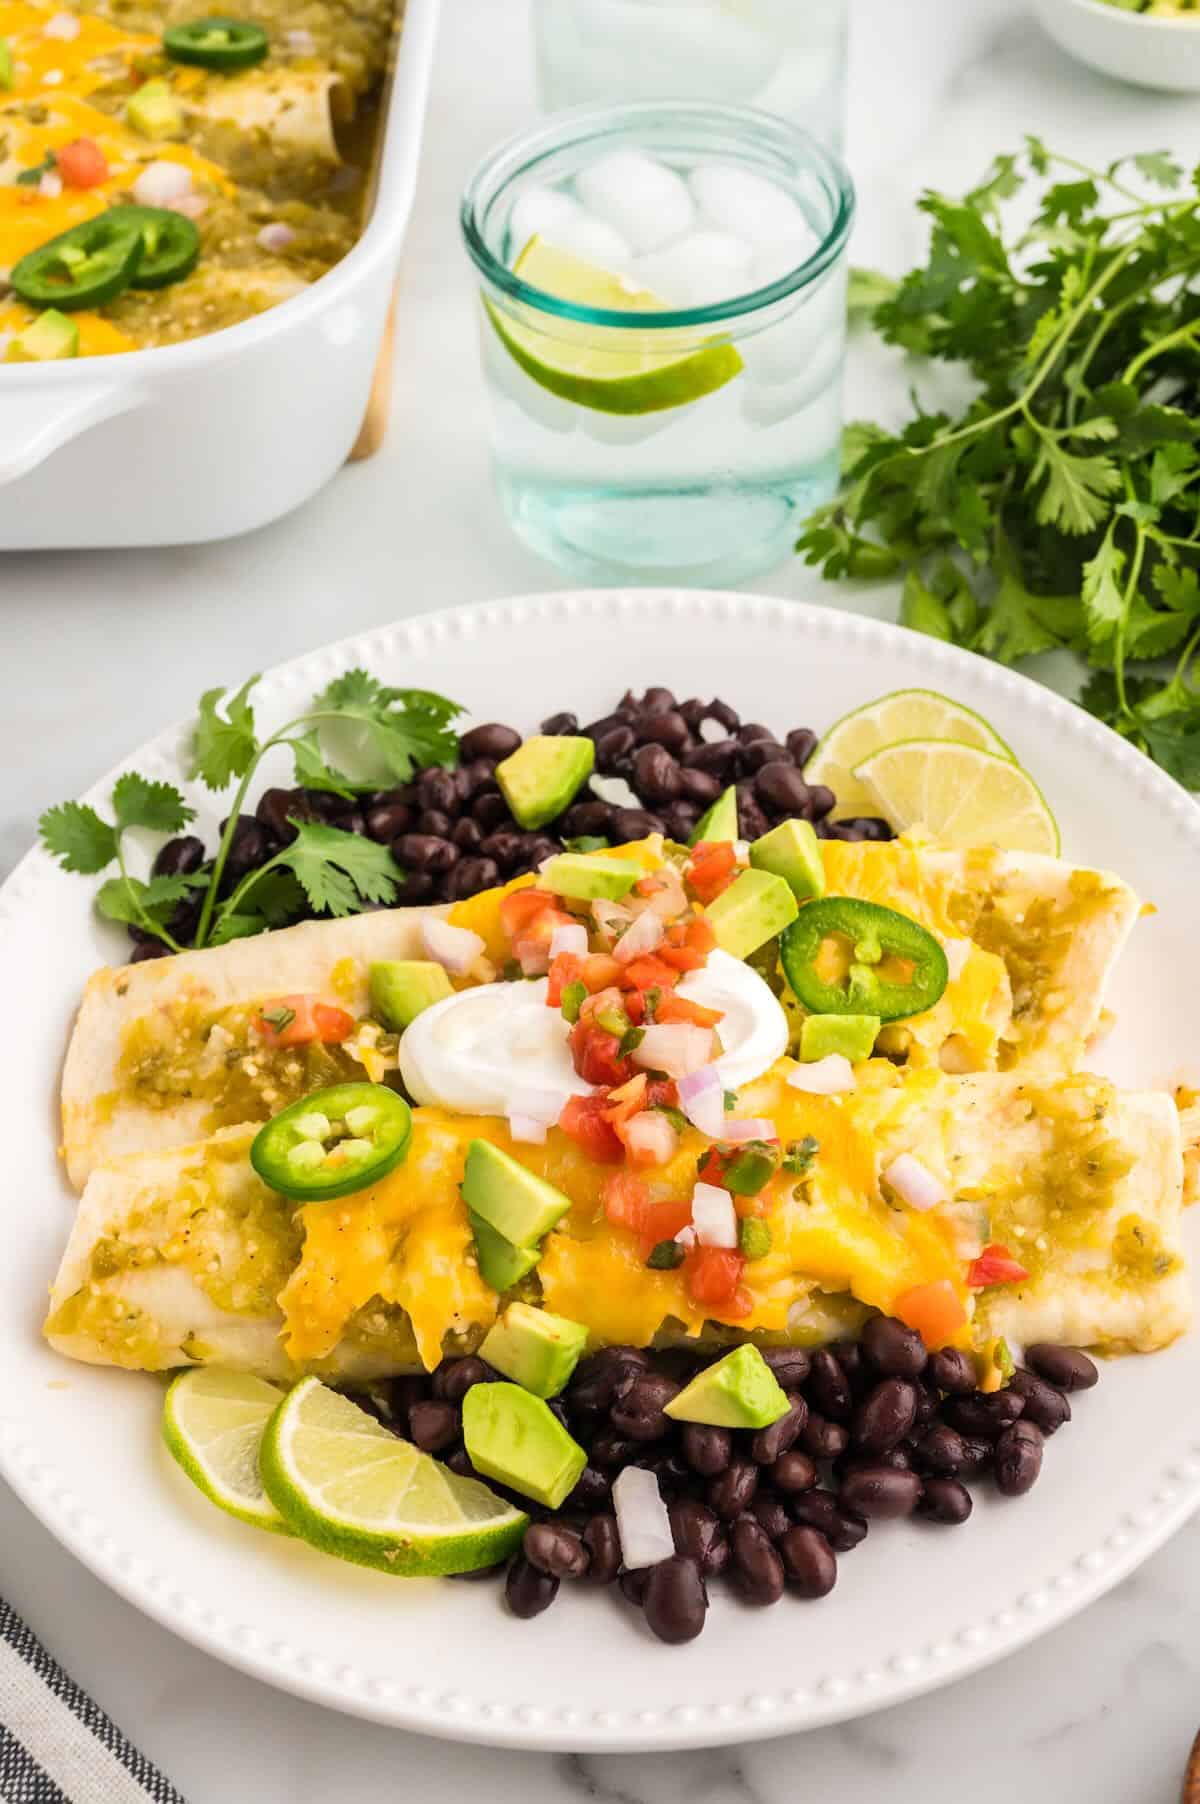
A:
[[38, 670, 464, 951], [799, 138, 1200, 787]]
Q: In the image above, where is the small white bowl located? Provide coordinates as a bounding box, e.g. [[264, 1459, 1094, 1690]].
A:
[[1032, 0, 1200, 91]]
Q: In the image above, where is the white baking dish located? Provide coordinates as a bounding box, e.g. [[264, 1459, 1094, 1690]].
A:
[[0, 0, 439, 549]]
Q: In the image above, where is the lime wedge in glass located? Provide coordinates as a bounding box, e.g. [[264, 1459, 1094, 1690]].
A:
[[853, 738, 1060, 854], [808, 688, 1015, 822], [162, 1367, 290, 1535], [259, 1377, 528, 1577], [485, 235, 743, 416]]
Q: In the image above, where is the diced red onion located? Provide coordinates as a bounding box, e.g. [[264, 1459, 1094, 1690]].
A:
[[167, 192, 208, 219], [677, 1064, 726, 1138], [720, 1116, 777, 1143], [549, 921, 588, 959], [43, 11, 80, 37], [612, 1467, 675, 1570], [622, 1110, 678, 1168], [38, 171, 62, 199], [786, 1054, 856, 1095], [591, 898, 632, 944], [613, 907, 664, 964], [633, 1023, 714, 1080], [733, 839, 751, 866], [883, 1152, 945, 1212], [257, 221, 296, 254], [133, 160, 192, 206], [285, 26, 317, 51], [507, 1113, 548, 1145], [421, 915, 484, 974], [640, 867, 687, 920], [691, 1181, 738, 1248], [675, 1225, 696, 1249]]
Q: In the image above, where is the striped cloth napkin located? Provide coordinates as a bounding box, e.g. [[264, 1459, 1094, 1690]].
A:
[[0, 1597, 184, 1803]]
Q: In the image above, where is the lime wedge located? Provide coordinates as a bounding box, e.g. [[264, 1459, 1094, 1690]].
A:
[[853, 739, 1060, 855], [809, 689, 1015, 822], [162, 1367, 290, 1535], [259, 1377, 528, 1577], [485, 235, 743, 416]]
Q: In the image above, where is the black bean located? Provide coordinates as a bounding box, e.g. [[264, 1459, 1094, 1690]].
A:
[[831, 1341, 872, 1393], [407, 1400, 460, 1453], [739, 739, 789, 775], [637, 1448, 692, 1493], [839, 1466, 923, 1520], [610, 807, 665, 841], [851, 1378, 918, 1455], [681, 1423, 732, 1477], [643, 1556, 707, 1644], [365, 801, 413, 843], [808, 1349, 853, 1421], [944, 1391, 1025, 1439], [478, 830, 525, 872], [432, 1356, 490, 1401], [451, 819, 484, 855], [569, 1347, 648, 1411], [512, 832, 558, 870], [637, 686, 677, 714], [862, 1316, 928, 1380], [619, 1569, 648, 1607], [1008, 1369, 1071, 1435], [754, 762, 812, 816], [786, 727, 818, 768], [806, 785, 837, 822], [738, 721, 773, 745], [918, 1478, 973, 1525], [912, 1424, 968, 1477], [791, 1495, 867, 1554], [583, 713, 631, 744], [541, 711, 578, 736], [956, 1436, 994, 1479], [152, 834, 206, 879], [472, 792, 513, 831], [458, 758, 498, 796], [610, 1373, 680, 1443], [682, 739, 739, 778], [336, 807, 367, 837], [460, 723, 520, 762], [523, 1521, 589, 1580], [733, 785, 770, 841], [769, 1450, 817, 1495], [506, 1556, 559, 1619], [910, 1386, 937, 1435], [760, 1348, 812, 1390], [299, 788, 345, 821], [394, 833, 458, 875], [662, 802, 701, 843], [799, 1413, 849, 1461], [566, 1464, 613, 1512], [926, 1348, 976, 1395], [416, 809, 453, 839], [561, 800, 613, 838], [1027, 1344, 1099, 1392], [780, 1526, 838, 1598], [632, 743, 681, 804], [221, 814, 274, 877], [676, 766, 722, 806], [636, 710, 691, 754], [821, 815, 892, 841], [669, 1497, 730, 1576], [730, 1516, 785, 1606], [597, 726, 637, 772], [708, 1459, 759, 1520], [253, 787, 302, 843], [994, 1422, 1044, 1496], [583, 1515, 622, 1585], [388, 1373, 430, 1425], [750, 1492, 792, 1541], [751, 1395, 808, 1465], [590, 1430, 644, 1468], [392, 871, 435, 904]]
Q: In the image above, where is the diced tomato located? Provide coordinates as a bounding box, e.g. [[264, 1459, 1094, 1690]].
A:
[[603, 1073, 647, 1126], [623, 989, 646, 1025], [644, 1077, 679, 1111], [637, 1194, 692, 1250], [658, 917, 717, 972], [655, 993, 724, 1028], [582, 952, 622, 992], [547, 951, 585, 1007], [255, 994, 355, 1048], [602, 1169, 651, 1230], [619, 954, 680, 992], [499, 887, 575, 974], [499, 888, 557, 937], [893, 1280, 968, 1348], [560, 1094, 625, 1164], [684, 1245, 746, 1310], [966, 1244, 1030, 1288], [569, 1018, 635, 1087], [56, 138, 108, 188], [621, 1109, 680, 1169], [687, 841, 738, 905]]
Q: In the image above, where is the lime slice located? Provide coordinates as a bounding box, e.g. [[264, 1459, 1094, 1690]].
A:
[[259, 1377, 528, 1577], [853, 739, 1060, 855], [485, 235, 743, 416], [162, 1367, 290, 1535], [809, 689, 1015, 822]]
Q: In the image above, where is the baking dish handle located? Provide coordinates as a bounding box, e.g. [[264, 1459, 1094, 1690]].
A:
[[0, 384, 146, 484]]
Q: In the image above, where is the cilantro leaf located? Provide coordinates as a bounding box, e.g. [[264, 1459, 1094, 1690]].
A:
[[275, 822, 400, 916], [1142, 714, 1200, 787], [94, 873, 202, 929], [309, 668, 463, 781], [847, 266, 898, 324], [1081, 526, 1127, 646], [191, 676, 259, 790], [1027, 432, 1121, 535], [111, 773, 195, 835], [289, 729, 356, 798], [1132, 150, 1183, 189], [39, 802, 119, 874]]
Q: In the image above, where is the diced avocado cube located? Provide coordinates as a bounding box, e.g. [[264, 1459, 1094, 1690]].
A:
[[750, 818, 825, 902], [369, 959, 453, 1031], [462, 1381, 587, 1508], [800, 1013, 880, 1063], [664, 1345, 790, 1429], [480, 1302, 588, 1398], [5, 309, 79, 363], [0, 38, 13, 90], [469, 1210, 541, 1293], [539, 851, 641, 902], [704, 867, 798, 960], [495, 735, 595, 831], [127, 78, 183, 138], [461, 1139, 571, 1247], [689, 784, 738, 847]]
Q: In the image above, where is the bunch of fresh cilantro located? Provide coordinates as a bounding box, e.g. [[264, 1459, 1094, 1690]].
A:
[[38, 670, 463, 950], [800, 138, 1200, 786]]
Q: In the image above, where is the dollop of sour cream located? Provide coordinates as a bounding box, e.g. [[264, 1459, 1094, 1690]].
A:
[[397, 949, 789, 1120]]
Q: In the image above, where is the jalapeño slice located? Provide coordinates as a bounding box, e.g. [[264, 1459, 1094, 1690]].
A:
[[105, 205, 200, 289], [779, 897, 948, 1024], [251, 1082, 413, 1203], [11, 214, 143, 311], [163, 16, 269, 69]]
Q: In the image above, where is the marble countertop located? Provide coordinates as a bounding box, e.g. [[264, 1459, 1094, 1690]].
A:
[[5, 0, 1200, 1797]]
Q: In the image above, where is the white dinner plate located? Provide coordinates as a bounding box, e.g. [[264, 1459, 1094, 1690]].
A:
[[2, 588, 1199, 1752]]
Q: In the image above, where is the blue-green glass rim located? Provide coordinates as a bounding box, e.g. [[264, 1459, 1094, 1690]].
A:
[[460, 100, 856, 332]]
